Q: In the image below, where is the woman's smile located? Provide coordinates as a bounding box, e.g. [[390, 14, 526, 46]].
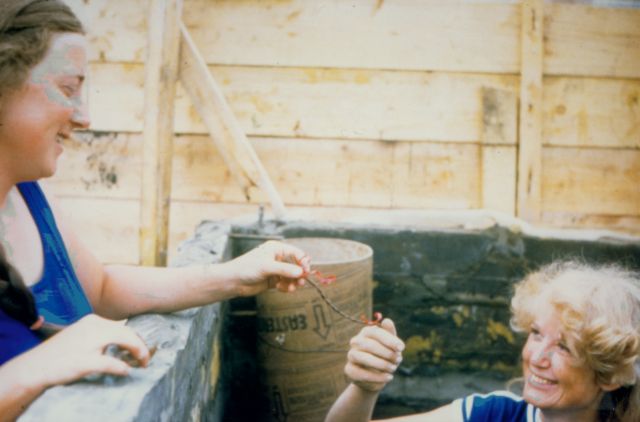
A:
[[528, 372, 557, 387]]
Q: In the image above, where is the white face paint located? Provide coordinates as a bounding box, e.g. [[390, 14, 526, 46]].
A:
[[0, 32, 89, 182]]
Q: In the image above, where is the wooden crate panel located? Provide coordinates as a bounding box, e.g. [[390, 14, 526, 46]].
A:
[[544, 4, 640, 78], [88, 63, 639, 149], [53, 132, 142, 199], [89, 62, 518, 142], [542, 147, 640, 216], [391, 142, 481, 209], [481, 145, 517, 215], [541, 212, 640, 236], [52, 133, 486, 209], [69, 1, 640, 79], [544, 77, 640, 148], [184, 0, 520, 73], [53, 196, 262, 265], [55, 197, 141, 265], [66, 0, 149, 63]]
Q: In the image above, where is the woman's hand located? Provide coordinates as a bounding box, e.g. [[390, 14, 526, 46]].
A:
[[223, 240, 311, 297], [345, 318, 405, 392], [18, 314, 150, 387], [0, 314, 150, 420]]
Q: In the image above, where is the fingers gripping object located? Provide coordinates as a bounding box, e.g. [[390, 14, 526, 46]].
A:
[[294, 256, 383, 326]]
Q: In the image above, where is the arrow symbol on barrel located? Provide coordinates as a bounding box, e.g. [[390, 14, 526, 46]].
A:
[[313, 304, 331, 339], [272, 386, 288, 422]]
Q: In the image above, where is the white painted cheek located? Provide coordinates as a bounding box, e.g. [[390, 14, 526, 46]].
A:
[[42, 83, 74, 110]]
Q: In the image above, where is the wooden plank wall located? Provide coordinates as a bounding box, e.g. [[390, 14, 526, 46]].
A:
[[55, 0, 640, 264]]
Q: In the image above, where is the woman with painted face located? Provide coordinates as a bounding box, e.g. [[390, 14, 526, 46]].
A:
[[0, 1, 310, 418], [325, 261, 640, 422]]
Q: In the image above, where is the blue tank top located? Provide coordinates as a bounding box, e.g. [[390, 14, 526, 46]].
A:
[[456, 391, 539, 422], [0, 182, 92, 365]]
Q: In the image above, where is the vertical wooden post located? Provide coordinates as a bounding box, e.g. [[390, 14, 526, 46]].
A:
[[517, 0, 544, 222], [140, 0, 183, 266]]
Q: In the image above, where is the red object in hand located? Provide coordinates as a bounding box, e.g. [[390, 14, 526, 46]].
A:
[[360, 311, 383, 326]]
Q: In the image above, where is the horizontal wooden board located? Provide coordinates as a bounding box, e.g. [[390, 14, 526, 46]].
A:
[[87, 62, 638, 148], [88, 63, 519, 143], [543, 76, 640, 148], [544, 3, 640, 78], [541, 146, 640, 216], [54, 133, 486, 209], [54, 196, 262, 265], [53, 195, 640, 266], [53, 133, 639, 221], [68, 1, 640, 77], [56, 196, 141, 265], [183, 0, 521, 73], [66, 0, 149, 63], [540, 211, 640, 237]]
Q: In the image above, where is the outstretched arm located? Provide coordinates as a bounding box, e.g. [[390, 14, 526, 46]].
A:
[[94, 241, 310, 319], [49, 190, 309, 319]]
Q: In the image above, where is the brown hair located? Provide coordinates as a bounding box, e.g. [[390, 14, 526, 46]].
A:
[[511, 261, 640, 422], [0, 243, 60, 338], [0, 0, 84, 99]]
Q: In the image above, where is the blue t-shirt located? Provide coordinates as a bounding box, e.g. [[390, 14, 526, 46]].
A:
[[0, 182, 92, 365], [455, 391, 539, 422]]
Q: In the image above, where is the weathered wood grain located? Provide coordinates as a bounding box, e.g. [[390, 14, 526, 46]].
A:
[[67, 1, 640, 78]]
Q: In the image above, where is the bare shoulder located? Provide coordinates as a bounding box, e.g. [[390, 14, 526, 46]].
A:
[[377, 403, 461, 422]]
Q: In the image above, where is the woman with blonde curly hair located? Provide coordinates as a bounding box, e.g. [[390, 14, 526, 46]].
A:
[[326, 261, 640, 422]]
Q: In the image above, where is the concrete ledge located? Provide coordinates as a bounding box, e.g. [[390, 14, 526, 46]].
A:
[[20, 222, 232, 422]]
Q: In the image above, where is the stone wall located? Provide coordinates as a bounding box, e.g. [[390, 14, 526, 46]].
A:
[[19, 223, 232, 422]]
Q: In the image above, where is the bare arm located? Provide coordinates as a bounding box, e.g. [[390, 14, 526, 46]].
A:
[[325, 319, 404, 422], [325, 319, 461, 422], [47, 190, 309, 319]]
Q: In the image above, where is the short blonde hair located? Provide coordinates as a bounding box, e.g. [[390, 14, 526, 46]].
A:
[[510, 261, 640, 421]]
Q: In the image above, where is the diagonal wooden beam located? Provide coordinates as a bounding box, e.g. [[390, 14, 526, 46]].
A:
[[178, 24, 286, 219]]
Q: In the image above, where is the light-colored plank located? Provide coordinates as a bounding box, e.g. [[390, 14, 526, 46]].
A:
[[68, 0, 640, 78], [481, 146, 517, 215], [540, 212, 640, 237], [54, 132, 141, 199], [391, 142, 481, 209], [88, 62, 518, 142], [52, 133, 640, 221], [54, 193, 640, 267], [140, 0, 183, 266], [65, 0, 149, 63], [543, 76, 640, 148], [482, 87, 518, 146], [184, 0, 520, 73], [481, 87, 517, 214], [69, 0, 520, 73], [56, 197, 141, 265], [544, 3, 640, 79], [516, 0, 544, 222], [87, 62, 640, 149], [55, 197, 261, 265], [179, 25, 286, 217], [542, 147, 640, 216], [53, 133, 485, 209]]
